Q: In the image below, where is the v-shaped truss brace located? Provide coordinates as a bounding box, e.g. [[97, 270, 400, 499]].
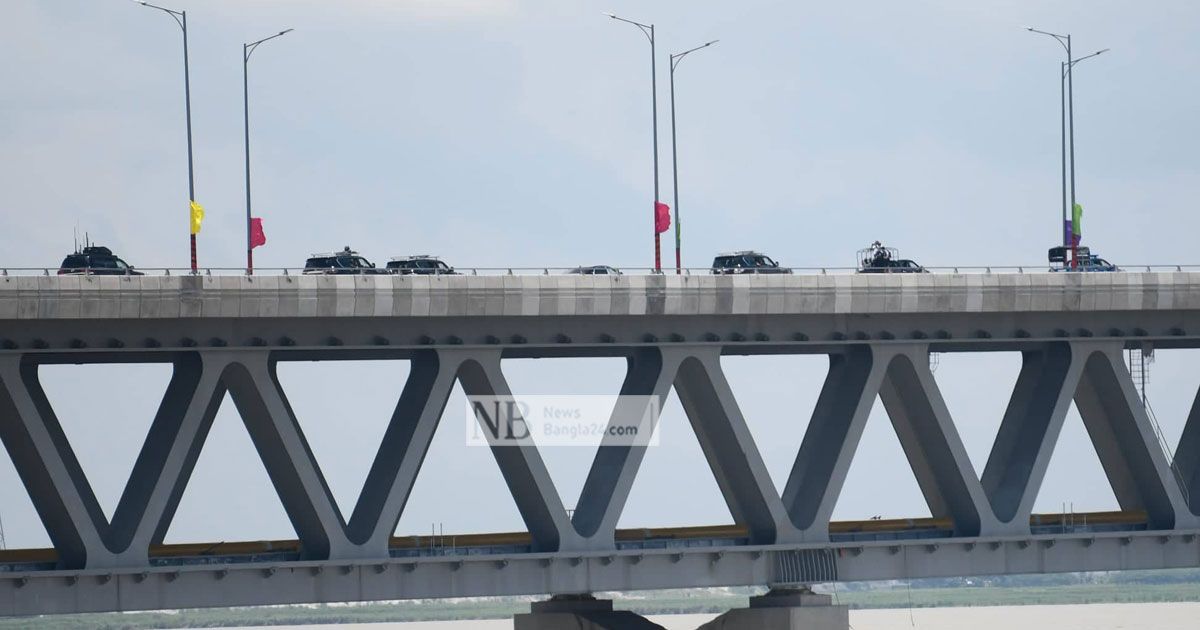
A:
[[1, 341, 1197, 571]]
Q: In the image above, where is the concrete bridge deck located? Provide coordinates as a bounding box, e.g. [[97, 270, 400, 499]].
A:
[[2, 271, 1197, 321]]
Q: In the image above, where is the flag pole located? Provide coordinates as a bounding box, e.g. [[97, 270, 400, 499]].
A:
[[243, 29, 293, 275], [135, 2, 197, 272], [650, 23, 660, 272], [182, 10, 196, 273], [243, 41, 253, 275]]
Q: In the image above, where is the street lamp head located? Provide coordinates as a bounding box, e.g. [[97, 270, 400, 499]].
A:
[[1022, 25, 1034, 31], [279, 29, 294, 36], [1096, 48, 1110, 55], [704, 40, 719, 47], [603, 12, 616, 18]]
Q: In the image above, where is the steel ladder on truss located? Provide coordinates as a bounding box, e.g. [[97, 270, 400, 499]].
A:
[[1128, 348, 1190, 508]]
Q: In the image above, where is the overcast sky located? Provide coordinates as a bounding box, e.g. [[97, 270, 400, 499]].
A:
[[1, 0, 1198, 548]]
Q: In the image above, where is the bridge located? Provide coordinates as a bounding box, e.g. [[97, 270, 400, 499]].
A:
[[1, 271, 1198, 626]]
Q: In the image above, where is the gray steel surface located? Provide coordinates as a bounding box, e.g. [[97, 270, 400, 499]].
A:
[[0, 273, 1198, 616]]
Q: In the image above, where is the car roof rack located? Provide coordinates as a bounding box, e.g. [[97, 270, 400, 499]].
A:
[[310, 247, 363, 258], [390, 255, 441, 261], [716, 250, 763, 257]]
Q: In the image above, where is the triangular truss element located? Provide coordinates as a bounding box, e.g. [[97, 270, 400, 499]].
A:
[[1177, 387, 1200, 516], [982, 342, 1193, 530], [1, 341, 1196, 570], [0, 353, 226, 569]]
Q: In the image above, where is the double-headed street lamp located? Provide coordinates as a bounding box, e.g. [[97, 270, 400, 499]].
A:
[[135, 1, 198, 273], [1026, 27, 1108, 248], [243, 29, 293, 275], [605, 12, 664, 272], [668, 40, 717, 274]]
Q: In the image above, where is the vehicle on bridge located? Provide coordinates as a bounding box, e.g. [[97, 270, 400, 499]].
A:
[[857, 241, 927, 273], [57, 245, 143, 276], [1048, 246, 1119, 272], [567, 265, 622, 275], [711, 251, 792, 274], [303, 247, 388, 274], [386, 255, 458, 275]]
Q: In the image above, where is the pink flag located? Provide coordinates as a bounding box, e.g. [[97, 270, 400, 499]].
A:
[[250, 217, 267, 249], [654, 201, 671, 234]]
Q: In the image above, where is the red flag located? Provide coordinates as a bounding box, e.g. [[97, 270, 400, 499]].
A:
[[655, 201, 671, 234], [250, 217, 267, 249]]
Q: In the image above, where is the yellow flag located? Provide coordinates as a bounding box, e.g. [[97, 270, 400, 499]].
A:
[[189, 200, 205, 235]]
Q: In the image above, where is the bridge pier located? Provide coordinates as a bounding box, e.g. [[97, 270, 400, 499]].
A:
[[513, 594, 665, 630], [698, 586, 849, 630]]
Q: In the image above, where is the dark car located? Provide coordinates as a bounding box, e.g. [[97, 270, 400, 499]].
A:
[[1048, 246, 1118, 272], [711, 251, 792, 274], [857, 242, 927, 273], [57, 246, 143, 276], [567, 265, 622, 275], [386, 255, 458, 275], [303, 247, 387, 274]]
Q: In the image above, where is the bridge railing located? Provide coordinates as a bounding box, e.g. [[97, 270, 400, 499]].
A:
[[3, 264, 1200, 277]]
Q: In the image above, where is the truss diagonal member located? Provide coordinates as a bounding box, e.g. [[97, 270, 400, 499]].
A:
[[0, 354, 106, 569], [453, 350, 575, 552], [345, 350, 460, 548], [222, 352, 346, 560], [571, 348, 682, 546], [781, 346, 887, 540], [0, 353, 229, 570], [1177, 386, 1200, 517], [672, 349, 797, 544], [1072, 342, 1195, 529], [111, 353, 229, 554], [877, 345, 998, 537], [981, 342, 1082, 527]]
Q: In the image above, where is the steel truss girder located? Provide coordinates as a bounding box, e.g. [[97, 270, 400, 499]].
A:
[[0, 341, 1197, 581], [2, 529, 1198, 617]]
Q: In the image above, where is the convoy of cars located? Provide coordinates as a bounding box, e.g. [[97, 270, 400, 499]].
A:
[[54, 242, 1118, 275]]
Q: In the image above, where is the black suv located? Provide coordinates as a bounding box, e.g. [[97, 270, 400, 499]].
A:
[[1048, 246, 1118, 272], [386, 255, 458, 275], [857, 242, 927, 274], [566, 265, 621, 275], [303, 247, 387, 274], [711, 251, 791, 274], [58, 246, 143, 276]]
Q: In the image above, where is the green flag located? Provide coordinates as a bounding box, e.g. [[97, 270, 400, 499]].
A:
[[1071, 203, 1083, 237]]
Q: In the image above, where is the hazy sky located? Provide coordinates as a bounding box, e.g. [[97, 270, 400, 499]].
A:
[[1, 0, 1198, 548]]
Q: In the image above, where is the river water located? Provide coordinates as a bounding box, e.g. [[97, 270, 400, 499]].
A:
[[219, 601, 1200, 630]]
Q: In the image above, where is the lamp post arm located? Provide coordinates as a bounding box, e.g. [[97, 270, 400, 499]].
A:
[[605, 13, 653, 43], [137, 1, 184, 30], [670, 40, 719, 73], [1067, 48, 1110, 71], [245, 29, 294, 62], [1026, 26, 1071, 55]]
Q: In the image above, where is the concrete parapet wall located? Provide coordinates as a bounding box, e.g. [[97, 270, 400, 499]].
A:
[[1, 272, 1198, 320]]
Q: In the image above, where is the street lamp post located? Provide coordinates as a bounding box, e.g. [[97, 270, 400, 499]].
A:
[[668, 40, 718, 274], [1026, 27, 1072, 248], [136, 1, 197, 273], [1026, 27, 1108, 253], [606, 13, 662, 272], [243, 29, 293, 275]]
